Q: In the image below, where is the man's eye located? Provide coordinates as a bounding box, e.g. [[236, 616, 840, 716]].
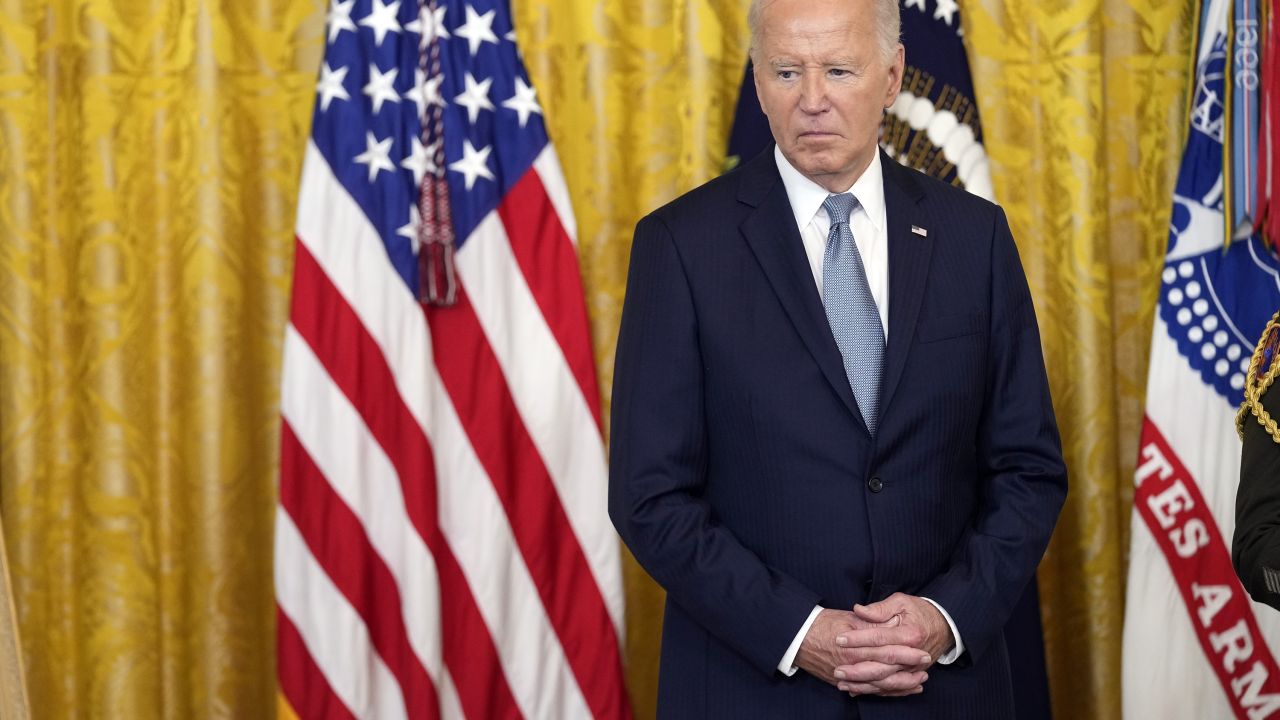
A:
[[778, 70, 796, 80], [830, 69, 850, 77]]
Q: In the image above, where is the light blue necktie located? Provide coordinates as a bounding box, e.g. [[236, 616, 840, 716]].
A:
[[822, 193, 885, 435]]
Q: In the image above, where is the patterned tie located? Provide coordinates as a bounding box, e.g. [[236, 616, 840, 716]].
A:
[[822, 193, 885, 435]]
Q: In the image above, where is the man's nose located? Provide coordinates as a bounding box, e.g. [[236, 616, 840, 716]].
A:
[[798, 74, 829, 114]]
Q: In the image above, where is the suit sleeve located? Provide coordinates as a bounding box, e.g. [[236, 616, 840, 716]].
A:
[[1233, 385, 1280, 610], [917, 206, 1068, 663], [608, 213, 823, 676]]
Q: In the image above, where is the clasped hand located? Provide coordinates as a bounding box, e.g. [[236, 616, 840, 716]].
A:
[[794, 592, 954, 698]]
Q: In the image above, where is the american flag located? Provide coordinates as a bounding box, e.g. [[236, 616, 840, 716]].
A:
[[274, 0, 630, 717]]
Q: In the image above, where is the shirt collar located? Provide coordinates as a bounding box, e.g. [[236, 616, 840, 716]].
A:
[[773, 145, 887, 232]]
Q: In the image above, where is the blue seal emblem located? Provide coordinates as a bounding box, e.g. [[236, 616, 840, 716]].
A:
[[1159, 31, 1280, 407]]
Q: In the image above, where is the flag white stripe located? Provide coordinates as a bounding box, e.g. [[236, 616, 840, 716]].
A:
[[281, 325, 443, 683], [532, 147, 578, 244], [294, 144, 595, 718], [435, 392, 594, 720], [439, 670, 466, 720], [456, 213, 624, 631], [1123, 521, 1232, 719], [275, 507, 408, 720]]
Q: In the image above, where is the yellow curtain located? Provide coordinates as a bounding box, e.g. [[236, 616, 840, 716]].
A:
[[0, 0, 323, 715], [0, 1, 1192, 719], [964, 1, 1193, 718]]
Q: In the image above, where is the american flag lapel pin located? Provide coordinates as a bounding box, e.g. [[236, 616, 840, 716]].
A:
[[911, 225, 928, 237]]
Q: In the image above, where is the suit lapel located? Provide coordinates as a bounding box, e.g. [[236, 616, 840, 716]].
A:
[[737, 151, 864, 426], [880, 155, 932, 415]]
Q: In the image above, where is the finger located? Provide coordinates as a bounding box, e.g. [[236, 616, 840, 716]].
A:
[[837, 624, 927, 650], [877, 670, 928, 692], [864, 613, 902, 628], [844, 671, 927, 695], [843, 613, 901, 631], [834, 654, 930, 682], [877, 686, 926, 698], [860, 670, 928, 693], [852, 604, 894, 624], [840, 684, 922, 698], [836, 644, 932, 668], [847, 686, 924, 698], [843, 683, 886, 695], [853, 595, 906, 623], [834, 661, 902, 683]]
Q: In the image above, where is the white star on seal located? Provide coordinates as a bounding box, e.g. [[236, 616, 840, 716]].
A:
[[316, 63, 350, 111], [358, 0, 402, 47], [402, 136, 440, 185], [326, 0, 357, 42], [934, 0, 959, 26], [354, 131, 395, 182], [454, 72, 494, 124], [502, 77, 542, 128], [363, 64, 400, 114], [905, 0, 927, 11], [449, 139, 494, 190], [454, 5, 499, 56]]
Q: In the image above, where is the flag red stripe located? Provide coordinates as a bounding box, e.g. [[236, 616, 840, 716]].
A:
[[277, 607, 358, 720], [290, 240, 523, 720], [496, 171, 603, 426], [425, 287, 631, 719], [279, 422, 440, 719]]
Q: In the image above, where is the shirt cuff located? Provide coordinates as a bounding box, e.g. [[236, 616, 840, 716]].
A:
[[778, 605, 824, 676], [921, 597, 964, 664]]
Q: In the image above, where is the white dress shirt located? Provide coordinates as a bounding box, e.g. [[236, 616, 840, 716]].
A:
[[770, 146, 965, 675]]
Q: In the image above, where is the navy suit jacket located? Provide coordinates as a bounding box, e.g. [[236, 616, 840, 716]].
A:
[[608, 148, 1067, 719]]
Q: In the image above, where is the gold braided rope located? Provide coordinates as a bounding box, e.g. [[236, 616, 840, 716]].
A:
[[1237, 310, 1280, 444]]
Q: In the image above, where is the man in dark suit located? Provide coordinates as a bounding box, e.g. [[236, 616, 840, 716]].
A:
[[1234, 314, 1280, 610], [608, 0, 1067, 716]]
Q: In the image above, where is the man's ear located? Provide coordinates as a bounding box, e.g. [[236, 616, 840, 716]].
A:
[[884, 43, 905, 109]]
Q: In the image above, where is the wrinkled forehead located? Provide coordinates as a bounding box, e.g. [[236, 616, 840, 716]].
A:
[[755, 0, 877, 57]]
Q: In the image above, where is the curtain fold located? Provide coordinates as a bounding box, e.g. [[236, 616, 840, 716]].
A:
[[0, 1, 1192, 718], [0, 1, 322, 715], [963, 2, 1193, 718]]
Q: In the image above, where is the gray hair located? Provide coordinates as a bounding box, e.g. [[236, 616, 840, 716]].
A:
[[747, 0, 901, 65]]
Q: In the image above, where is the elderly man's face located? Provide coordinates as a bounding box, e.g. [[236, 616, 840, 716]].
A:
[[753, 0, 903, 192]]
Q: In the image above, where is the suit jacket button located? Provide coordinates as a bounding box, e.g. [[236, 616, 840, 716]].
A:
[[868, 476, 884, 493]]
